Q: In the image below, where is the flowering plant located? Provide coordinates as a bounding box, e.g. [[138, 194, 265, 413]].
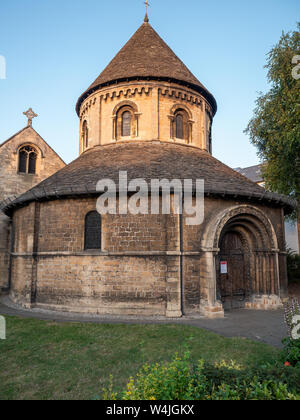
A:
[[284, 298, 300, 339], [281, 298, 300, 367]]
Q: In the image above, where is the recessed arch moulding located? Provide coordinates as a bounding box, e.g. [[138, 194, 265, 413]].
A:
[[201, 204, 286, 316]]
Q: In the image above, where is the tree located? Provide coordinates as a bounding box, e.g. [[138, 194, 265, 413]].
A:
[[245, 22, 300, 219]]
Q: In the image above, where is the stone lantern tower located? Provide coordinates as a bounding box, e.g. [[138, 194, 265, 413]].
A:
[[76, 19, 217, 155]]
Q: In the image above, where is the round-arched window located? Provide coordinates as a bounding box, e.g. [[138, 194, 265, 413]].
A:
[[176, 114, 184, 139], [121, 111, 132, 137], [84, 211, 101, 250], [113, 102, 139, 140], [171, 108, 191, 143]]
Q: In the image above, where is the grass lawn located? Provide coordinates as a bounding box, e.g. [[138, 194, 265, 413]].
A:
[[0, 316, 280, 400]]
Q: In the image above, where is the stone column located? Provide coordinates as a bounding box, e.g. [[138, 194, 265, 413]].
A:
[[9, 202, 36, 309], [166, 255, 182, 318], [98, 95, 102, 145], [0, 211, 10, 290], [200, 250, 224, 318], [152, 88, 159, 140], [278, 250, 288, 299], [165, 196, 182, 318]]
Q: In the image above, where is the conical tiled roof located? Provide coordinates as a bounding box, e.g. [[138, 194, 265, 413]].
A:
[[76, 22, 217, 115]]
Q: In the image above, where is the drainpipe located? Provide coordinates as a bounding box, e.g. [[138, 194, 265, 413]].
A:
[[180, 202, 184, 315], [31, 202, 41, 304], [8, 218, 15, 291]]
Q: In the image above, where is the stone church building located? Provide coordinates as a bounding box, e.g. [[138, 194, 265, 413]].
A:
[[0, 111, 65, 293], [0, 18, 296, 318]]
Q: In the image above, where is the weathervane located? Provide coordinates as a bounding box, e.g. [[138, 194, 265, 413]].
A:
[[23, 108, 38, 127], [144, 0, 150, 22]]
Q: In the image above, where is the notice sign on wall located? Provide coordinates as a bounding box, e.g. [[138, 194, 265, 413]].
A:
[[220, 261, 228, 274]]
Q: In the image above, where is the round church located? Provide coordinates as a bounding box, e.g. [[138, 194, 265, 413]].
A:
[[1, 17, 295, 318]]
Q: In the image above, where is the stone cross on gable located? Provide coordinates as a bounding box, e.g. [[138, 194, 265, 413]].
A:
[[23, 108, 38, 127]]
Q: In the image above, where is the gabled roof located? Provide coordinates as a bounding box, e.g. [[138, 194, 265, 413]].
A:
[[1, 142, 295, 216], [0, 126, 29, 149], [0, 125, 66, 165], [235, 165, 264, 184], [76, 21, 217, 115]]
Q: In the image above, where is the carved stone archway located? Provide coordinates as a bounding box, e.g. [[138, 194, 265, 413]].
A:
[[202, 205, 282, 316]]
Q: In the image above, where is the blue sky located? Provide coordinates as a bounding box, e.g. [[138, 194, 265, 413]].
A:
[[0, 0, 298, 167]]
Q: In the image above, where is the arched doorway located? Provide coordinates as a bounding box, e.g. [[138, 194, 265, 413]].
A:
[[213, 207, 280, 312]]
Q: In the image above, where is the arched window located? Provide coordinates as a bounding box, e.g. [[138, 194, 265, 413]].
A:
[[122, 111, 131, 137], [82, 120, 89, 149], [176, 114, 184, 139], [18, 145, 38, 174], [113, 102, 139, 140], [84, 211, 101, 250], [171, 108, 191, 143], [19, 149, 27, 173]]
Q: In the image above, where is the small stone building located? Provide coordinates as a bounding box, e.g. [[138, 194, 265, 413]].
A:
[[0, 19, 296, 318], [0, 116, 65, 290]]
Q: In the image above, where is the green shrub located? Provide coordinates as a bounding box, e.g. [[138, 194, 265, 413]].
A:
[[281, 338, 300, 368], [202, 363, 300, 392], [102, 352, 300, 401]]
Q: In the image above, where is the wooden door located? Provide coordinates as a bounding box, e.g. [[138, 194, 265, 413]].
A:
[[218, 232, 246, 310]]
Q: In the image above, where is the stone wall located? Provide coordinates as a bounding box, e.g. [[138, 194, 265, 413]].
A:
[[0, 126, 65, 289], [298, 217, 300, 254], [78, 81, 212, 154], [9, 195, 288, 317], [0, 212, 10, 289]]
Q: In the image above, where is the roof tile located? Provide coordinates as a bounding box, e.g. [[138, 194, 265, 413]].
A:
[[1, 142, 295, 215], [76, 22, 217, 114]]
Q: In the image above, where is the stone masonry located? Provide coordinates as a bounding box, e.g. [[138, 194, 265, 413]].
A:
[[0, 125, 65, 289], [9, 196, 288, 318], [1, 19, 295, 318]]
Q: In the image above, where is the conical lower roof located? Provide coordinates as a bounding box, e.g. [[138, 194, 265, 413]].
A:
[[1, 142, 295, 216], [76, 22, 217, 115]]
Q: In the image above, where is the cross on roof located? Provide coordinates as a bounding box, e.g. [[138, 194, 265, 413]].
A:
[[23, 108, 38, 127], [144, 0, 150, 22]]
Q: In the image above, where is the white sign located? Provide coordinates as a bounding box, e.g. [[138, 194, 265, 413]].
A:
[[292, 315, 300, 340], [220, 261, 228, 274], [0, 56, 6, 80], [0, 316, 6, 340]]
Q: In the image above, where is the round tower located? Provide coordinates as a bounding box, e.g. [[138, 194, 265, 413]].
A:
[[76, 19, 217, 155]]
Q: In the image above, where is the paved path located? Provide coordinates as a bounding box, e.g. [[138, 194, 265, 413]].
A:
[[0, 296, 286, 348]]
